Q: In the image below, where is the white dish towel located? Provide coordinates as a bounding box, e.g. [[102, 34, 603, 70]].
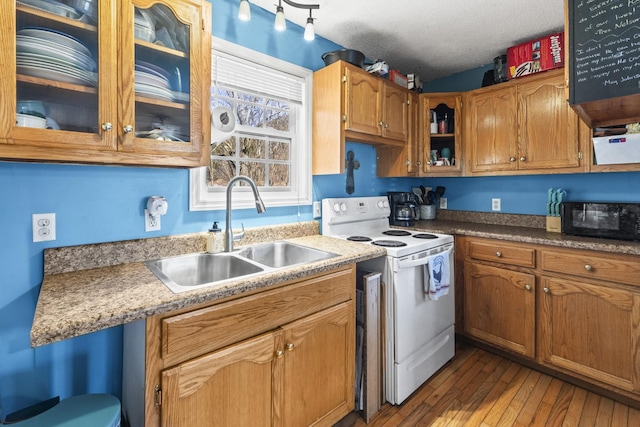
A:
[[424, 247, 452, 300]]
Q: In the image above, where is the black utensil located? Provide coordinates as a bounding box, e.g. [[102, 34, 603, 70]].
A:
[[435, 186, 446, 198], [420, 185, 426, 197], [426, 191, 436, 205]]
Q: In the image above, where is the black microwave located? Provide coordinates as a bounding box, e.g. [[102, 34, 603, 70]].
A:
[[561, 202, 640, 241]]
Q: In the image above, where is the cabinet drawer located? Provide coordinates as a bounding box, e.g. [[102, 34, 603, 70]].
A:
[[541, 250, 640, 287], [468, 239, 536, 268], [160, 266, 355, 365]]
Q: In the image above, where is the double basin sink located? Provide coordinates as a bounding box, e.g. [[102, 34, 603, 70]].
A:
[[145, 241, 339, 293]]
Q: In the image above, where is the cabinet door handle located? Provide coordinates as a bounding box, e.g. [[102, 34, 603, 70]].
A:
[[525, 284, 532, 291], [378, 121, 385, 127], [276, 350, 284, 359], [124, 125, 134, 133], [509, 157, 516, 162], [520, 156, 526, 161], [286, 343, 294, 352], [495, 251, 502, 257], [101, 122, 113, 131], [584, 264, 593, 271], [543, 287, 550, 293]]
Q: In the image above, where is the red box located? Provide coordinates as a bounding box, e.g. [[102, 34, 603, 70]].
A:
[[507, 32, 564, 79], [389, 70, 408, 88]]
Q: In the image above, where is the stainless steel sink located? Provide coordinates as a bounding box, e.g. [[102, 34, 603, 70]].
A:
[[235, 241, 339, 268], [145, 252, 264, 293], [146, 241, 339, 293]]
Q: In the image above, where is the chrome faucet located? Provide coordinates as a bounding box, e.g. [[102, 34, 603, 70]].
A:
[[224, 176, 266, 252]]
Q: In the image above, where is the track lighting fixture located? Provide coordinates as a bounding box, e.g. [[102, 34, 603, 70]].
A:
[[238, 0, 251, 21], [303, 10, 315, 41], [237, 0, 319, 41]]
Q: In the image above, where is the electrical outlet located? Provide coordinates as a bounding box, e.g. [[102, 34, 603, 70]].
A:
[[313, 201, 322, 218], [439, 197, 447, 209], [492, 198, 501, 211], [33, 213, 56, 242], [145, 209, 161, 232]]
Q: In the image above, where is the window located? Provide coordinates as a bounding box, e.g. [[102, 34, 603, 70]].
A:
[[190, 37, 313, 211]]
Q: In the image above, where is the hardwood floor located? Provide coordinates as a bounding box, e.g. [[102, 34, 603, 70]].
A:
[[335, 344, 640, 426]]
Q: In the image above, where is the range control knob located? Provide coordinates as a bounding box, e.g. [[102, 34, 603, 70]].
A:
[[333, 203, 341, 213], [340, 203, 347, 212], [377, 200, 385, 209]]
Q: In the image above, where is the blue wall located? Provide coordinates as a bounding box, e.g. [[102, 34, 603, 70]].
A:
[[2, 0, 639, 416]]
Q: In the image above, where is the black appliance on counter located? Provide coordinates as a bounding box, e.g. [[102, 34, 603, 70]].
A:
[[387, 192, 418, 226], [561, 201, 640, 241]]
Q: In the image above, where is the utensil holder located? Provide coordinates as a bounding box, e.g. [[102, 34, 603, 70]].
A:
[[420, 204, 436, 220]]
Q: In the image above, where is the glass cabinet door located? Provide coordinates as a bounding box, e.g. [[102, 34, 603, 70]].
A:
[[121, 0, 204, 158], [9, 0, 118, 150]]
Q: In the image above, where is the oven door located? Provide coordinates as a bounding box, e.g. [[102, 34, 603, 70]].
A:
[[388, 243, 455, 404]]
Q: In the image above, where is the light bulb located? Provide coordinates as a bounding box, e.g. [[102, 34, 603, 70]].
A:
[[304, 17, 315, 41], [274, 5, 286, 31], [238, 0, 251, 21]]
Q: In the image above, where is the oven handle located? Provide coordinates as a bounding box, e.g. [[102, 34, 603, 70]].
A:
[[396, 256, 431, 269], [396, 245, 453, 270]]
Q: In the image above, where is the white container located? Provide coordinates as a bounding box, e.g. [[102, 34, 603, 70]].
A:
[[593, 133, 640, 165], [16, 113, 46, 128], [429, 110, 437, 134]]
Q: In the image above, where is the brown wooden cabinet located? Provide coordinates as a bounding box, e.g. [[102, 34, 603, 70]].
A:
[[124, 265, 356, 427], [1, 0, 211, 167], [312, 60, 408, 175], [376, 92, 419, 177], [466, 69, 586, 175], [418, 93, 463, 175], [459, 236, 640, 405], [538, 276, 640, 394], [463, 239, 536, 358]]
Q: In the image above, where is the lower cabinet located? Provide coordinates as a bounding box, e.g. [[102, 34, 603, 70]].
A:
[[538, 276, 640, 394], [124, 265, 356, 427], [459, 236, 640, 404], [464, 262, 535, 358]]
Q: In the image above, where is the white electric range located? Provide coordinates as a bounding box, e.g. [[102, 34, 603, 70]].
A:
[[321, 196, 455, 405]]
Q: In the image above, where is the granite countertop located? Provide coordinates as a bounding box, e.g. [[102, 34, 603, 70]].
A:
[[32, 214, 640, 348], [405, 213, 640, 256], [31, 222, 386, 347]]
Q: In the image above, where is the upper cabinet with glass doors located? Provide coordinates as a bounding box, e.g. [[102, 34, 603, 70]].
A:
[[1, 0, 211, 167]]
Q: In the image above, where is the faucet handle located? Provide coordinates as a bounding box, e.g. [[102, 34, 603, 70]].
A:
[[233, 223, 245, 241]]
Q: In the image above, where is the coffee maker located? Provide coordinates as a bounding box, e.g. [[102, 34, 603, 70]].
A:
[[387, 191, 418, 226]]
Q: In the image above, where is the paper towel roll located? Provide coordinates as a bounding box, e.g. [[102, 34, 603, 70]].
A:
[[211, 106, 236, 143]]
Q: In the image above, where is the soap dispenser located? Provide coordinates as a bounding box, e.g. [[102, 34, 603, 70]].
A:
[[206, 221, 223, 253]]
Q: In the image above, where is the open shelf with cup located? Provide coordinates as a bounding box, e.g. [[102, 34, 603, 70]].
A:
[[419, 93, 463, 175]]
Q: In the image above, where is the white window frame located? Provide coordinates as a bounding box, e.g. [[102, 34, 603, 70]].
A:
[[189, 37, 313, 211]]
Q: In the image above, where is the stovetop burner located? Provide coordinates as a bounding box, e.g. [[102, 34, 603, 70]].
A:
[[372, 239, 407, 247], [382, 229, 412, 236], [413, 233, 439, 239], [347, 235, 373, 242]]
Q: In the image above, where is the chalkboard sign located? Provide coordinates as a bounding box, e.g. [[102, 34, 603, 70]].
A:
[[569, 0, 640, 105]]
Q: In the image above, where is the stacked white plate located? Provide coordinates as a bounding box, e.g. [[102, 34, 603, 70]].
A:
[[16, 27, 97, 86], [135, 60, 175, 102]]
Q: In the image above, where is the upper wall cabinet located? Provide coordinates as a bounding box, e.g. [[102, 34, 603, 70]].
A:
[[466, 69, 588, 176], [1, 0, 211, 167], [313, 60, 409, 175]]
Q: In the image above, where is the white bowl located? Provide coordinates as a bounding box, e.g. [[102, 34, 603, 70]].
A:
[[16, 113, 47, 128]]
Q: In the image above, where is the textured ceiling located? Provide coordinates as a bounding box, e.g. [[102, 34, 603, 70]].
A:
[[247, 0, 565, 82]]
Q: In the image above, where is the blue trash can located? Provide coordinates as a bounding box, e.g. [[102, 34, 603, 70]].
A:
[[9, 394, 120, 427]]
